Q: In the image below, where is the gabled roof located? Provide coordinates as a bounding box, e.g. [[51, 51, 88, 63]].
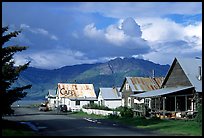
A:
[[57, 83, 96, 98], [162, 57, 202, 92], [120, 77, 164, 92], [99, 87, 121, 100], [48, 89, 57, 96]]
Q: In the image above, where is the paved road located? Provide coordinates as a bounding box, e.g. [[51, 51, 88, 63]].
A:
[[3, 107, 161, 136]]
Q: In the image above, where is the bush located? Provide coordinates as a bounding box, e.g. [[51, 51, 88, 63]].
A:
[[82, 103, 112, 111], [117, 106, 133, 118], [107, 114, 119, 119], [195, 104, 202, 126]]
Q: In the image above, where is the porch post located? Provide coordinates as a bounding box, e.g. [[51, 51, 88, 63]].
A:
[[175, 96, 177, 112], [185, 96, 187, 111], [163, 97, 166, 116]]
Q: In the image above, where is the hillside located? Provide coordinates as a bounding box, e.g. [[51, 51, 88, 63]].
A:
[[14, 57, 170, 100]]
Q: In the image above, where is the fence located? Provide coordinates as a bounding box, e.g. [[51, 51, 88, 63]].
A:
[[82, 108, 120, 116]]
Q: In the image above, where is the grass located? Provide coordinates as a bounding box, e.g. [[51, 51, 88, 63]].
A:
[[70, 111, 106, 119], [71, 112, 202, 136], [109, 117, 202, 136], [2, 119, 39, 136], [2, 129, 38, 136]]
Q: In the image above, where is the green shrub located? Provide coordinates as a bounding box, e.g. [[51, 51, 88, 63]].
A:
[[82, 103, 112, 111], [107, 114, 119, 119], [118, 106, 133, 118], [195, 104, 202, 126]]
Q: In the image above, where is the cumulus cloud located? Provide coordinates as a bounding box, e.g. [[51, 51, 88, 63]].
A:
[[136, 17, 202, 65], [77, 17, 151, 58], [122, 17, 142, 37]]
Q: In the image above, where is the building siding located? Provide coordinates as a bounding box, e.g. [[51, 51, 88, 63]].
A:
[[164, 61, 192, 87]]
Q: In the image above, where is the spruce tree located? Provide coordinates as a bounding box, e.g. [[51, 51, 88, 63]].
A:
[[1, 26, 32, 115]]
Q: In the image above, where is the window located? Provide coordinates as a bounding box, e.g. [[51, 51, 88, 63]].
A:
[[76, 101, 80, 105], [145, 98, 151, 108], [126, 84, 129, 91], [128, 97, 131, 107]]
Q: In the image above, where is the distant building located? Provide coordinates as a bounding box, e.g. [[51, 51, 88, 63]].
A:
[[56, 83, 97, 111], [131, 57, 202, 118], [98, 87, 121, 109], [45, 89, 57, 110]]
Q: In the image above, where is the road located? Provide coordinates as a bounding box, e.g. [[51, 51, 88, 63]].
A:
[[3, 107, 161, 136]]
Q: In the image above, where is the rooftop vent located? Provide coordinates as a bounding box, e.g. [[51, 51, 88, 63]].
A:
[[198, 66, 202, 81]]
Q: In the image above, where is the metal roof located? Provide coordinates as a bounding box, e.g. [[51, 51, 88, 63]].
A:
[[99, 87, 121, 100], [57, 83, 96, 98], [131, 86, 194, 98], [126, 77, 164, 92], [162, 57, 202, 92], [177, 57, 202, 92]]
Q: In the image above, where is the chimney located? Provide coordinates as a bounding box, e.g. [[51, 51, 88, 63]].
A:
[[152, 69, 155, 78], [198, 66, 202, 81]]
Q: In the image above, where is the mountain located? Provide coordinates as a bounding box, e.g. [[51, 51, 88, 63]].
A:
[[14, 57, 170, 100]]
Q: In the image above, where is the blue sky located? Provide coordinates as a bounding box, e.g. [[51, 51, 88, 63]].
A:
[[2, 2, 202, 69]]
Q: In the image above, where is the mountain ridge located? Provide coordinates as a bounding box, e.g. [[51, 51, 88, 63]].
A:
[[14, 57, 170, 100]]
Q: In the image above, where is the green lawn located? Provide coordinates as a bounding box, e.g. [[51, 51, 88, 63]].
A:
[[108, 117, 202, 136], [2, 119, 39, 136], [2, 129, 38, 136], [72, 112, 202, 136], [70, 111, 107, 119]]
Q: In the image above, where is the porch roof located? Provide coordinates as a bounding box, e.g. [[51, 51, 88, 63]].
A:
[[130, 86, 194, 98]]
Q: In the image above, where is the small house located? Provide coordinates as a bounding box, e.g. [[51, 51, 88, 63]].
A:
[[98, 87, 122, 109], [56, 83, 97, 111], [120, 77, 164, 115], [45, 89, 57, 110]]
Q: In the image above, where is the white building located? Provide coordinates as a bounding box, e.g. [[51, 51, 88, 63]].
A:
[[98, 87, 122, 109], [45, 89, 57, 110], [56, 83, 97, 111]]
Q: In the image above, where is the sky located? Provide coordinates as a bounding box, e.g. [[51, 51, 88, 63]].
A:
[[2, 2, 202, 69]]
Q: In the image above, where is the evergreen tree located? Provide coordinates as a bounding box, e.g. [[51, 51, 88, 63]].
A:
[[1, 26, 32, 115]]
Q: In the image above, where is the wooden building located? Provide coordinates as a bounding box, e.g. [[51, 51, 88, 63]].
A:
[[131, 57, 202, 119], [120, 77, 164, 115]]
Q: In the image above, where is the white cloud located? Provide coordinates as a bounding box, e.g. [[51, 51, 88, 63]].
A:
[[14, 49, 97, 69], [138, 18, 184, 42], [20, 24, 59, 41], [105, 25, 127, 46], [69, 18, 151, 61], [84, 23, 104, 38], [137, 17, 202, 65]]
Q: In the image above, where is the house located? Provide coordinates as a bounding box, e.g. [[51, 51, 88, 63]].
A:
[[45, 89, 57, 110], [131, 57, 202, 118], [120, 77, 164, 115], [56, 83, 98, 111], [97, 87, 122, 109]]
